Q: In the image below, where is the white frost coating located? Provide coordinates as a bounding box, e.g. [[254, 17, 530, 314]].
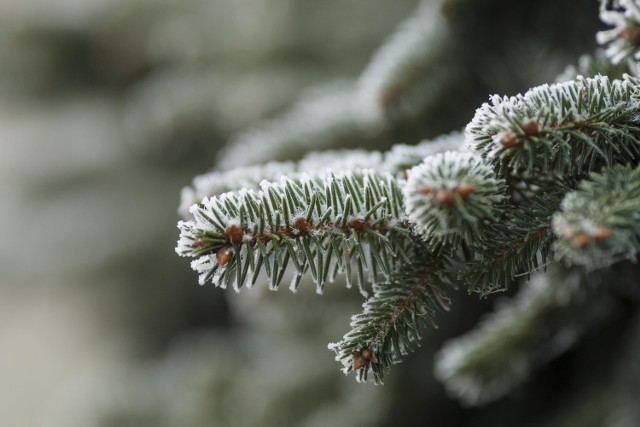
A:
[[327, 342, 352, 375], [178, 161, 296, 217], [597, 0, 640, 64], [176, 170, 408, 291], [191, 257, 216, 286], [465, 75, 640, 159], [384, 131, 466, 174], [355, 0, 451, 125], [179, 132, 466, 219], [403, 151, 505, 244]]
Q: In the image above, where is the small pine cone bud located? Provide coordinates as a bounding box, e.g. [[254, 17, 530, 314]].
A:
[[347, 218, 366, 232], [495, 130, 519, 148], [455, 183, 476, 199], [293, 217, 311, 234], [594, 226, 612, 241], [225, 224, 244, 244], [523, 119, 540, 137], [619, 26, 640, 43], [434, 188, 455, 207], [352, 351, 366, 370], [216, 246, 233, 267], [571, 232, 590, 249], [352, 349, 376, 370]]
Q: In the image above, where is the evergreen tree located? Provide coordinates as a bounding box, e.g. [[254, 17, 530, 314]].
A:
[[175, 0, 640, 415]]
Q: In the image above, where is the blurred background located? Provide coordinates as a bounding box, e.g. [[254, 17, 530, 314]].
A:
[[0, 0, 615, 425]]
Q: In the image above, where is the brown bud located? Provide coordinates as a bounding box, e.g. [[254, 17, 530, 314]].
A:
[[571, 232, 590, 249], [352, 349, 376, 370], [216, 246, 233, 267], [225, 224, 244, 244], [377, 221, 389, 233], [455, 183, 476, 200], [293, 217, 311, 234], [347, 218, 366, 232], [496, 130, 519, 148], [523, 119, 540, 137], [417, 185, 432, 196], [619, 25, 640, 43], [594, 226, 612, 241], [434, 188, 455, 207], [352, 351, 366, 370]]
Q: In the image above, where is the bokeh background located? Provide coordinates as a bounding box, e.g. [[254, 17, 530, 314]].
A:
[[0, 0, 611, 425]]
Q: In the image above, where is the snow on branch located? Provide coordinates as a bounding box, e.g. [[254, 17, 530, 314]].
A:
[[329, 242, 452, 384], [179, 131, 465, 218], [404, 151, 506, 247], [460, 188, 565, 296], [553, 164, 640, 268], [176, 170, 410, 295], [467, 75, 640, 175]]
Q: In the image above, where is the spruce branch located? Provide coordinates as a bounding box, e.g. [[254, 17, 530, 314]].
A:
[[328, 241, 453, 384], [176, 171, 409, 295], [179, 132, 464, 218], [466, 75, 640, 175], [403, 151, 506, 246], [435, 265, 613, 406], [355, 0, 457, 124], [597, 0, 640, 64], [178, 161, 296, 218], [553, 164, 640, 268], [460, 188, 565, 295]]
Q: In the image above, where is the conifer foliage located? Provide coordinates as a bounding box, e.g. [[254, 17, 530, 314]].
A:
[[176, 0, 640, 396]]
